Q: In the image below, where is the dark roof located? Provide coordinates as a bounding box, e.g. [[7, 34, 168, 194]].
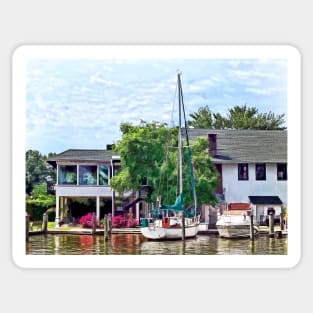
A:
[[249, 196, 283, 205], [47, 149, 118, 167], [185, 128, 287, 163]]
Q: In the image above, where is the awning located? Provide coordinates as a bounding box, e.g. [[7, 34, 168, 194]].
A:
[[248, 196, 283, 205]]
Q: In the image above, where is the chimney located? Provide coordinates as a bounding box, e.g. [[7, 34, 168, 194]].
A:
[[208, 134, 217, 157], [106, 144, 113, 150]]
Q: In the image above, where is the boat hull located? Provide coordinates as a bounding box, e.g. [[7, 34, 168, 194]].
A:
[[141, 222, 200, 240], [216, 224, 251, 238]]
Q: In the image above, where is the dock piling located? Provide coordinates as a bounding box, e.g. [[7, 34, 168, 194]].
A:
[[43, 213, 48, 234], [26, 213, 29, 241], [92, 212, 96, 235], [268, 209, 275, 238], [249, 214, 255, 241]]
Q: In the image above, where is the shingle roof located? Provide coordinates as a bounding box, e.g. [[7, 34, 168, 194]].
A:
[[47, 149, 118, 167], [185, 128, 287, 163], [249, 196, 283, 205]]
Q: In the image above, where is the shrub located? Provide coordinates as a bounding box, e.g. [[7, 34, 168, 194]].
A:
[[78, 212, 98, 228], [26, 195, 56, 221], [126, 216, 139, 227], [111, 215, 125, 228], [111, 215, 139, 228]]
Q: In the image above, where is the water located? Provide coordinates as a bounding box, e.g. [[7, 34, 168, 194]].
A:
[[26, 233, 287, 255]]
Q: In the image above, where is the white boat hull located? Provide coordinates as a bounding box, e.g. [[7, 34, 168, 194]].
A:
[[216, 212, 258, 238], [141, 217, 200, 240], [216, 224, 251, 238]]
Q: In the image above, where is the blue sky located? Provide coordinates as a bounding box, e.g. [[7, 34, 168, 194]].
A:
[[26, 58, 288, 155]]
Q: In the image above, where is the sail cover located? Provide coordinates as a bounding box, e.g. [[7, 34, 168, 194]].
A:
[[160, 193, 184, 212]]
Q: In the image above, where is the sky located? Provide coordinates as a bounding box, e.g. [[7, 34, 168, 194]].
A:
[[26, 57, 288, 155]]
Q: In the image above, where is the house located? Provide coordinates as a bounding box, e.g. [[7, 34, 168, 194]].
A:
[[46, 148, 131, 227], [187, 129, 287, 223]]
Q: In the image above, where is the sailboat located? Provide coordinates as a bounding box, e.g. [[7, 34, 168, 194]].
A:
[[140, 73, 200, 240]]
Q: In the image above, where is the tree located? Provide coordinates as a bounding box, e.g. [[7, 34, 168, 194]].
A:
[[110, 121, 218, 208], [188, 104, 286, 130], [189, 105, 214, 128], [26, 150, 56, 194]]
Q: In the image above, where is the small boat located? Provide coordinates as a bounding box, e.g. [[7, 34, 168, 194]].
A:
[[216, 204, 258, 239], [141, 73, 200, 240]]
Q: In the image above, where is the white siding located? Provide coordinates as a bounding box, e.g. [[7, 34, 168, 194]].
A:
[[55, 186, 112, 197], [222, 163, 287, 204]]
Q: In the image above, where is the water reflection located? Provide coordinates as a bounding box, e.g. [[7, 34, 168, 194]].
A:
[[26, 234, 288, 255]]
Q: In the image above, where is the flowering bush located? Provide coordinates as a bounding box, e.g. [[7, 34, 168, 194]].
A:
[[111, 215, 139, 228], [111, 215, 125, 228], [126, 216, 139, 227], [78, 212, 98, 228]]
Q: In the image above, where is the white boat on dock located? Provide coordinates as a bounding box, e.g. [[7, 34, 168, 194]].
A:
[[216, 205, 259, 239]]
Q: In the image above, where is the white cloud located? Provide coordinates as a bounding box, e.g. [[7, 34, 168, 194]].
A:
[[26, 58, 288, 154]]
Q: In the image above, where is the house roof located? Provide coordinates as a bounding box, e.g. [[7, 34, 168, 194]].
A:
[[249, 196, 283, 205], [46, 149, 118, 167], [185, 128, 287, 163]]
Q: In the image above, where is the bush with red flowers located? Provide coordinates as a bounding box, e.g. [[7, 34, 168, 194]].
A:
[[111, 214, 139, 228], [78, 212, 98, 228]]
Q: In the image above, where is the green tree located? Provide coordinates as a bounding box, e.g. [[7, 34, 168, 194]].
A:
[[111, 121, 218, 208], [26, 150, 56, 194], [189, 105, 214, 128], [188, 104, 286, 130]]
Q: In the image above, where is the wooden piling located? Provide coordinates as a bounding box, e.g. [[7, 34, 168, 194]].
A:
[[269, 213, 275, 238], [280, 213, 285, 231], [108, 215, 112, 235], [104, 217, 108, 241], [182, 213, 185, 241], [92, 212, 96, 235], [26, 213, 29, 241], [43, 213, 48, 234], [249, 214, 254, 241]]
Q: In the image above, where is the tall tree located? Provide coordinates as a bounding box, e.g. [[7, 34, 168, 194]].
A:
[[111, 121, 218, 208], [188, 104, 286, 130], [26, 150, 56, 194], [189, 105, 214, 128]]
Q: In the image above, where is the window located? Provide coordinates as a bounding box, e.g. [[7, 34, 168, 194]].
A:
[[58, 165, 77, 184], [99, 164, 109, 186], [277, 163, 287, 180], [255, 163, 266, 180], [238, 163, 249, 180], [79, 165, 97, 185]]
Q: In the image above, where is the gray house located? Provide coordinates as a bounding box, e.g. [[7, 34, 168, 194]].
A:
[[47, 148, 125, 227]]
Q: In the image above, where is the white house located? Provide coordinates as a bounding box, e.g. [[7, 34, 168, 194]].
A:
[[188, 129, 287, 223]]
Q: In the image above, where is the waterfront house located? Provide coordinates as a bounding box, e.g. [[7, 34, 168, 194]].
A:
[[187, 129, 287, 223], [46, 147, 129, 227]]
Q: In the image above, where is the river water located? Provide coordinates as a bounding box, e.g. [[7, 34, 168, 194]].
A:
[[26, 233, 287, 255]]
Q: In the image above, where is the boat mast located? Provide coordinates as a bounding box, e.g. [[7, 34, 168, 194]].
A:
[[177, 73, 183, 195], [177, 72, 185, 240]]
